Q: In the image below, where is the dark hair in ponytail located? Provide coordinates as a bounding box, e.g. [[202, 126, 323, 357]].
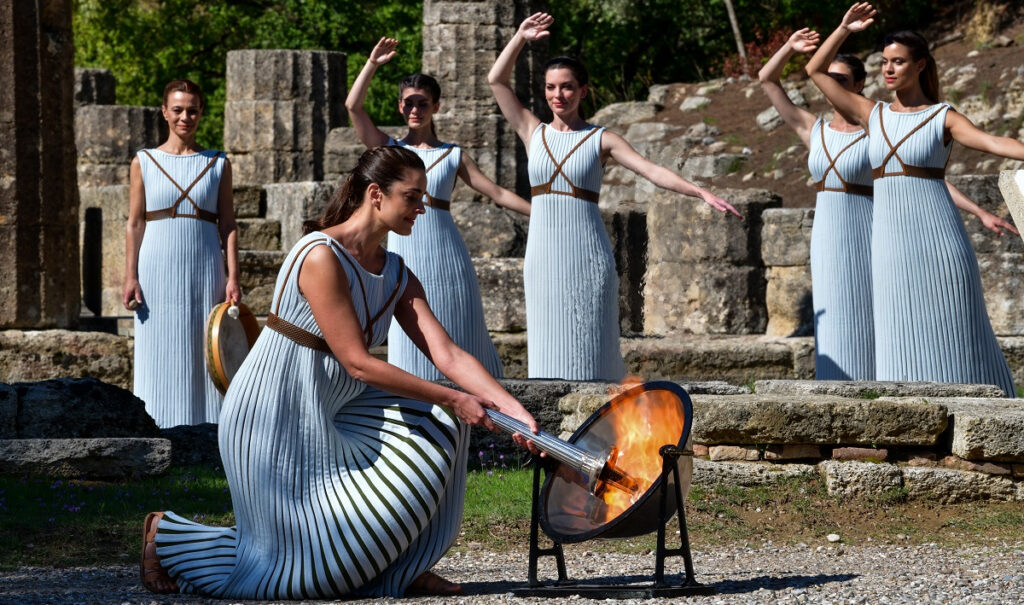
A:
[[399, 74, 442, 136], [544, 56, 589, 86], [883, 31, 940, 103], [833, 53, 867, 86], [303, 146, 425, 234]]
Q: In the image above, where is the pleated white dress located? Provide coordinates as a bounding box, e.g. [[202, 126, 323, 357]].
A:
[[385, 139, 502, 380], [134, 149, 226, 428], [869, 102, 1015, 396], [154, 232, 470, 599], [807, 119, 875, 380], [525, 124, 626, 381]]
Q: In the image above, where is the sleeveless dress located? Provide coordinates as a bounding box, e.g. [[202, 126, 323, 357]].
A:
[[807, 119, 875, 380], [152, 232, 470, 598], [385, 138, 503, 380], [868, 102, 1015, 396], [134, 148, 226, 428], [525, 124, 626, 381]]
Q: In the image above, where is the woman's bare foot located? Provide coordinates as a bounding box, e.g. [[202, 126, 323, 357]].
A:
[[140, 512, 179, 594], [407, 569, 464, 596]]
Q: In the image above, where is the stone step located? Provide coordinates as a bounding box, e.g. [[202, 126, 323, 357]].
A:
[[237, 218, 281, 251]]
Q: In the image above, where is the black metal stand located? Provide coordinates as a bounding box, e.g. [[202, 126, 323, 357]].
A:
[[513, 447, 715, 598]]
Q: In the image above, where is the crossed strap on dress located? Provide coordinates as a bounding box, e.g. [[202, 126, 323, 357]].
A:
[[529, 125, 602, 204], [813, 123, 873, 197], [265, 238, 405, 353], [422, 146, 455, 211], [871, 105, 948, 180], [140, 150, 222, 223]]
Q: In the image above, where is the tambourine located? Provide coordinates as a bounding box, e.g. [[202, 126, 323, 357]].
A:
[[204, 301, 261, 394]]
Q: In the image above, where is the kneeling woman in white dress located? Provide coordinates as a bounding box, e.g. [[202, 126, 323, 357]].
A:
[[139, 146, 539, 599]]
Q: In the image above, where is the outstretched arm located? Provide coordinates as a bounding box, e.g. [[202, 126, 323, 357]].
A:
[[457, 152, 531, 215], [758, 28, 820, 146], [487, 12, 548, 145], [344, 37, 397, 149], [947, 180, 1019, 236], [805, 3, 877, 129], [947, 109, 1024, 162], [605, 131, 743, 218], [300, 245, 539, 449]]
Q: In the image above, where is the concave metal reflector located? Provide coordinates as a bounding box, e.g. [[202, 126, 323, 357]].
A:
[[540, 381, 693, 543]]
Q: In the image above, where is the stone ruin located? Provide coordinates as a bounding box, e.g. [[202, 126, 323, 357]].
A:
[[1, 0, 1023, 499]]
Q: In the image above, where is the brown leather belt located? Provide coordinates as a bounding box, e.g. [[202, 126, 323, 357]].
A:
[[145, 208, 219, 223], [425, 194, 451, 211], [530, 183, 600, 204], [871, 165, 946, 180], [266, 313, 331, 353], [814, 181, 874, 196]]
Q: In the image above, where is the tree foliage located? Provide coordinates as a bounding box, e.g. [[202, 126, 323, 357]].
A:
[[548, 0, 937, 116], [73, 0, 422, 148], [75, 0, 941, 145]]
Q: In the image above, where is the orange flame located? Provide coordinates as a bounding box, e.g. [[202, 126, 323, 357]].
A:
[[597, 378, 687, 522]]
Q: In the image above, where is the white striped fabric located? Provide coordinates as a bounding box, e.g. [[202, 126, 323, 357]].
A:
[[868, 103, 1015, 396], [807, 119, 875, 380], [155, 232, 470, 598], [134, 149, 226, 427], [385, 139, 503, 380], [525, 124, 626, 381]]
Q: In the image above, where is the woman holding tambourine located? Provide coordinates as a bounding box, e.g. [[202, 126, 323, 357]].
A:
[[122, 79, 241, 428]]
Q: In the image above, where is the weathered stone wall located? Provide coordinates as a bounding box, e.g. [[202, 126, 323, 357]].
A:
[[643, 187, 780, 335], [761, 208, 814, 337], [75, 103, 165, 187], [224, 50, 347, 186], [0, 0, 80, 329]]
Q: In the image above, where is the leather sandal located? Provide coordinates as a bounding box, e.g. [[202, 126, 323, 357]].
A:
[[407, 570, 464, 596], [140, 512, 179, 594]]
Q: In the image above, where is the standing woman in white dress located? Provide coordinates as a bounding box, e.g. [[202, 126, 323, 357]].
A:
[[345, 37, 531, 381], [759, 29, 1015, 381], [806, 3, 1022, 395], [488, 13, 742, 381], [122, 79, 241, 427]]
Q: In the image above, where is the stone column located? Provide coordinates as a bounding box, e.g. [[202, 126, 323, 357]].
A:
[[0, 0, 80, 328], [642, 188, 781, 335], [224, 50, 347, 186], [421, 0, 548, 198]]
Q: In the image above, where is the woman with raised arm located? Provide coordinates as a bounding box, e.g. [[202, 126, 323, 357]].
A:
[[139, 146, 540, 598], [806, 2, 1022, 396], [759, 29, 1015, 381], [488, 13, 742, 381], [122, 79, 241, 427], [345, 37, 530, 381]]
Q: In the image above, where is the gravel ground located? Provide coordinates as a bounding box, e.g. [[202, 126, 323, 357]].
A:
[[3, 542, 1024, 604]]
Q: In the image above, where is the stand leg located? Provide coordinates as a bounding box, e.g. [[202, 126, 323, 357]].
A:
[[527, 460, 566, 587], [654, 447, 700, 587]]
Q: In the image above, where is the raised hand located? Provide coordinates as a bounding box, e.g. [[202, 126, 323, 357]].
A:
[[369, 37, 399, 66], [789, 28, 820, 54], [518, 12, 553, 42], [842, 2, 877, 33]]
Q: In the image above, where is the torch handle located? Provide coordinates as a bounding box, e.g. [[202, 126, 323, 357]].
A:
[[485, 409, 606, 483]]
